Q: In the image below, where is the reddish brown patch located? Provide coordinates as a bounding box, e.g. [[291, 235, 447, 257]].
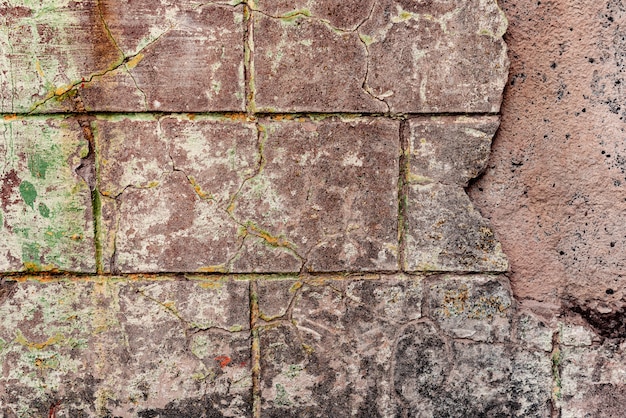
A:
[[0, 169, 20, 211], [0, 6, 32, 24], [215, 355, 231, 368]]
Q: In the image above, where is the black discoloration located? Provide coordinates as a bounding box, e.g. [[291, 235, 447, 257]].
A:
[[568, 300, 626, 339], [137, 396, 233, 418]]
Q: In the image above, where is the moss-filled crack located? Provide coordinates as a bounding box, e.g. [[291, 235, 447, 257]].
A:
[[244, 1, 257, 116], [398, 120, 409, 271], [72, 96, 103, 274], [27, 21, 175, 114], [250, 1, 375, 33], [224, 122, 306, 270], [249, 279, 262, 418]]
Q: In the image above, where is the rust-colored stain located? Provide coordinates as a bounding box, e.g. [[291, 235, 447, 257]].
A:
[[215, 355, 231, 368]]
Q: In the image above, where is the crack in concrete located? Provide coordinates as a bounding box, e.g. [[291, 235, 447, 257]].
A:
[[135, 286, 246, 336], [27, 16, 177, 114]]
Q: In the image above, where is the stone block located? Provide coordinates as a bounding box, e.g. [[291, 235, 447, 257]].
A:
[[0, 117, 95, 273], [257, 275, 422, 417], [407, 116, 500, 186], [1, 1, 245, 113], [428, 275, 512, 342], [232, 117, 400, 272], [516, 311, 554, 353], [97, 116, 399, 273], [97, 115, 258, 273], [404, 183, 508, 272], [510, 349, 552, 417], [253, 0, 508, 113], [397, 338, 514, 416], [559, 339, 626, 418], [0, 279, 251, 417]]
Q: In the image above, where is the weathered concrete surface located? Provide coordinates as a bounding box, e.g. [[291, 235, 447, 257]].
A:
[[469, 0, 626, 311], [0, 117, 95, 273], [97, 116, 399, 273], [253, 0, 509, 113], [407, 116, 501, 187], [256, 274, 558, 417], [404, 116, 508, 273], [0, 1, 245, 113], [404, 183, 508, 272], [0, 278, 251, 417]]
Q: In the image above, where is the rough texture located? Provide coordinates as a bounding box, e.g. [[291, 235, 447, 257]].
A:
[[470, 0, 626, 308], [0, 1, 245, 113], [256, 275, 563, 417], [0, 117, 95, 273], [253, 0, 509, 113], [96, 116, 399, 273], [0, 279, 251, 417], [5, 0, 622, 416]]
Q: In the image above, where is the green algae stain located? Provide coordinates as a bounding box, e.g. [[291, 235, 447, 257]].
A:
[[38, 202, 50, 218], [28, 154, 49, 179], [21, 242, 40, 268], [19, 180, 37, 208]]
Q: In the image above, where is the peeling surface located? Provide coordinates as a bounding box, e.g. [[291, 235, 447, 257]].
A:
[[0, 117, 95, 272]]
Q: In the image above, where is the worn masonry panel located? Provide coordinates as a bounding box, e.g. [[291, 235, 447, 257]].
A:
[[0, 279, 251, 417], [0, 1, 245, 113], [97, 116, 399, 273], [404, 183, 508, 272], [232, 117, 399, 272], [257, 275, 422, 417], [403, 115, 507, 273], [97, 116, 258, 273], [257, 275, 548, 417], [428, 275, 512, 342], [253, 0, 508, 113], [407, 116, 500, 186], [0, 118, 95, 273]]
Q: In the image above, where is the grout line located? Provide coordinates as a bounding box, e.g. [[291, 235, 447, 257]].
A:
[[398, 120, 409, 272], [71, 97, 104, 274], [244, 1, 256, 118], [249, 279, 262, 418], [0, 111, 502, 120], [0, 270, 510, 282]]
